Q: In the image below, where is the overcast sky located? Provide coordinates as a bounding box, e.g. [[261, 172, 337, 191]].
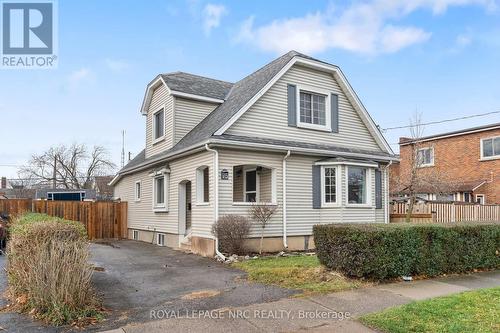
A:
[[1, 0, 500, 178]]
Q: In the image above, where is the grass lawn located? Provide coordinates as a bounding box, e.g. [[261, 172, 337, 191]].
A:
[[232, 255, 367, 294], [360, 287, 500, 333]]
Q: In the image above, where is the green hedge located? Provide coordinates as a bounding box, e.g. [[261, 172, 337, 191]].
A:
[[313, 223, 500, 280]]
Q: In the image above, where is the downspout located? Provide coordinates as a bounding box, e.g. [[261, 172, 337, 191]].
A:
[[282, 150, 291, 248], [205, 144, 225, 261], [384, 161, 393, 224]]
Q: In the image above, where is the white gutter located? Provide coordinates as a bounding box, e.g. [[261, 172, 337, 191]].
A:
[[384, 161, 393, 224], [282, 150, 291, 248], [205, 144, 225, 261]]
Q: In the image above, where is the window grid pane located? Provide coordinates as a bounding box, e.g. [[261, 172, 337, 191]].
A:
[[483, 139, 493, 157], [324, 167, 336, 203], [300, 92, 326, 126]]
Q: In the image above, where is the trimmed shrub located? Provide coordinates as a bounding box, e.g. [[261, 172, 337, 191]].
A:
[[212, 214, 251, 255], [314, 223, 500, 280], [7, 213, 101, 325]]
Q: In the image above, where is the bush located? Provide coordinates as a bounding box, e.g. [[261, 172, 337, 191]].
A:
[[211, 215, 251, 255], [314, 223, 500, 280], [7, 213, 101, 325]]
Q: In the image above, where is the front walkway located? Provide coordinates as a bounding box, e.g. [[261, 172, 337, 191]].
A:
[[102, 270, 500, 333]]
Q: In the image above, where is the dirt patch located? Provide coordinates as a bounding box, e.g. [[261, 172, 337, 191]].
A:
[[181, 290, 221, 300]]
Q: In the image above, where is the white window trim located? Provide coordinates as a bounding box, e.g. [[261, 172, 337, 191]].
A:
[[417, 147, 434, 167], [480, 136, 500, 161], [157, 233, 165, 246], [134, 181, 141, 202], [296, 84, 331, 132], [321, 166, 341, 207], [151, 168, 170, 212], [196, 166, 210, 205], [152, 105, 166, 144], [345, 166, 373, 208], [475, 194, 486, 205]]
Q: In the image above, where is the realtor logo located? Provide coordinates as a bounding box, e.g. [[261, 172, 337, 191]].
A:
[[1, 0, 57, 68]]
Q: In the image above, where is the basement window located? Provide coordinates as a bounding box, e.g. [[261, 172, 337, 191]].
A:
[[157, 233, 165, 246], [132, 230, 139, 240]]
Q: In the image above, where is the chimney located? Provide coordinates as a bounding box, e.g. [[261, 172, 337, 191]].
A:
[[399, 137, 412, 144], [1, 177, 6, 189]]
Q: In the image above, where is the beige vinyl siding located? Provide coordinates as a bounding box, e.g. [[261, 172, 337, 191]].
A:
[[226, 64, 382, 152], [174, 97, 218, 144], [145, 85, 174, 158], [260, 167, 272, 202], [218, 149, 283, 238], [114, 151, 215, 238]]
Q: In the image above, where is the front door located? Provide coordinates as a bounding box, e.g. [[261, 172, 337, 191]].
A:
[[178, 180, 192, 236]]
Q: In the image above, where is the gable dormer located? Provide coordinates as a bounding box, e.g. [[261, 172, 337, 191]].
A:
[[141, 73, 232, 158]]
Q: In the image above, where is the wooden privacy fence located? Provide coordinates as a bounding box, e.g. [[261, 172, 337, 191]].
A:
[[391, 201, 500, 223], [0, 199, 128, 240]]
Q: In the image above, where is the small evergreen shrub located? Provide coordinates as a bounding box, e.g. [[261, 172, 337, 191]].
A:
[[314, 223, 500, 280]]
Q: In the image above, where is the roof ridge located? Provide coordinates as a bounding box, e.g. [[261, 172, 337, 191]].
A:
[[162, 71, 233, 85]]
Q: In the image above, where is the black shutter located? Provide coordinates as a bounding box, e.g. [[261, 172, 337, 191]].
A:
[[312, 165, 321, 209], [375, 169, 382, 209], [331, 94, 339, 133], [287, 84, 297, 127]]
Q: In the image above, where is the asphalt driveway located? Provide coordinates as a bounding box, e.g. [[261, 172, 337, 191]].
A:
[[90, 240, 295, 330], [0, 240, 294, 332]]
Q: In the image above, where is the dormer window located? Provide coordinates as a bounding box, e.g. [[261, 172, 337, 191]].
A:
[[296, 85, 331, 132], [153, 107, 165, 142]]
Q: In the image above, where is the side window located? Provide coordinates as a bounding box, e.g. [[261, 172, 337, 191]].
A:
[[481, 137, 500, 159], [417, 147, 434, 167], [153, 173, 169, 212], [321, 166, 338, 206], [153, 108, 165, 141], [135, 181, 141, 201], [347, 166, 368, 205], [196, 166, 209, 204]]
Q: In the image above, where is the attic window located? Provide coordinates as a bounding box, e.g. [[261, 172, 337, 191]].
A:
[[153, 108, 165, 142], [296, 85, 331, 132]]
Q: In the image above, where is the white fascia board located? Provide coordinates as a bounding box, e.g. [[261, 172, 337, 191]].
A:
[[170, 90, 224, 104], [315, 161, 379, 168], [213, 56, 394, 155], [400, 125, 500, 146], [140, 76, 169, 115]]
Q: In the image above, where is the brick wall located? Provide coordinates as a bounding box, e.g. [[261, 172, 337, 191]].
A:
[[390, 128, 500, 204]]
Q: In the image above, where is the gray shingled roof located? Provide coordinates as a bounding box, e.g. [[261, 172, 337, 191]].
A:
[[116, 50, 392, 178], [161, 72, 233, 100], [172, 51, 308, 151], [214, 135, 394, 159]]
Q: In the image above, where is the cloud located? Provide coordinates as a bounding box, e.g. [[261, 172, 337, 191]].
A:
[[202, 3, 227, 35], [455, 33, 472, 47], [105, 59, 130, 72], [68, 68, 91, 85], [236, 0, 496, 55]]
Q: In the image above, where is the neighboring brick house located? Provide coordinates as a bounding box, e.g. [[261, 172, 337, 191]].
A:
[[390, 122, 500, 204]]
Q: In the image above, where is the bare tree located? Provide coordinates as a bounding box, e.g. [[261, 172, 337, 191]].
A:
[[249, 202, 278, 254], [20, 143, 116, 189]]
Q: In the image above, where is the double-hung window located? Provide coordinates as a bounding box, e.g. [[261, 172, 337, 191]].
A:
[[152, 171, 169, 212], [322, 166, 338, 206], [297, 86, 331, 131], [417, 147, 434, 167], [135, 181, 141, 201], [481, 137, 500, 159], [244, 169, 258, 202], [347, 166, 368, 205], [153, 108, 165, 142], [196, 166, 209, 204]]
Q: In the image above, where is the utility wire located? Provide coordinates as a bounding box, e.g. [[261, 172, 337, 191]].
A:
[[381, 110, 500, 131]]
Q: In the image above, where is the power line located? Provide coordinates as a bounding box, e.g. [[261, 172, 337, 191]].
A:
[[381, 110, 500, 131]]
